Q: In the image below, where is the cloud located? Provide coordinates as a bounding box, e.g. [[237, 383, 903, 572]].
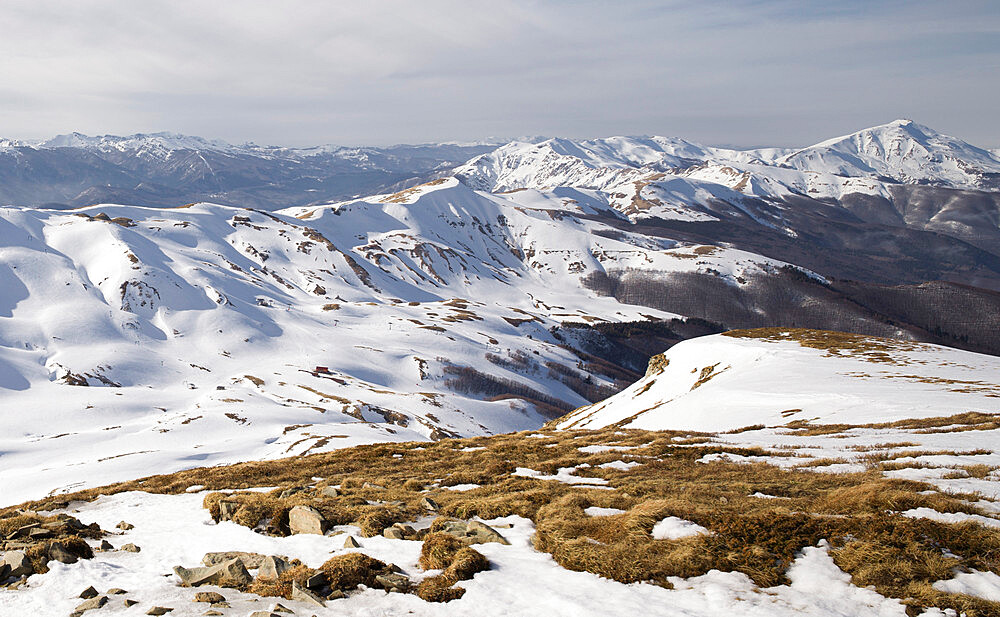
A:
[[0, 0, 997, 147]]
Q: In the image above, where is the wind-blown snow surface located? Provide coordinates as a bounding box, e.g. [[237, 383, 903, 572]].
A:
[[0, 178, 800, 506], [0, 491, 921, 617], [556, 331, 1000, 433]]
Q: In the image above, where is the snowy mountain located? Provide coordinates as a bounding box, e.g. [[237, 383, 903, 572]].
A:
[[0, 133, 497, 210], [554, 328, 1000, 432]]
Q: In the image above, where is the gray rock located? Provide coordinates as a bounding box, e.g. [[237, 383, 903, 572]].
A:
[[2, 550, 34, 577], [0, 563, 10, 581], [257, 555, 291, 580], [202, 551, 266, 569], [193, 591, 225, 603], [116, 521, 134, 531], [290, 581, 325, 607], [97, 540, 114, 551], [124, 599, 139, 607], [71, 595, 107, 616], [121, 543, 141, 553], [79, 586, 99, 599], [174, 558, 251, 588], [202, 612, 224, 617], [288, 505, 327, 535], [247, 612, 281, 617], [305, 572, 326, 590], [272, 603, 294, 613], [47, 541, 79, 564], [217, 500, 240, 521], [319, 486, 339, 498], [342, 536, 361, 548], [421, 497, 440, 512], [466, 520, 510, 545], [146, 608, 173, 616], [107, 588, 127, 595], [327, 589, 346, 600], [382, 527, 405, 540], [375, 572, 411, 593]]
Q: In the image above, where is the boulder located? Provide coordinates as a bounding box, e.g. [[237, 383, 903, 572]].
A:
[[291, 581, 326, 606], [146, 608, 173, 615], [272, 603, 294, 614], [97, 540, 114, 551], [107, 588, 127, 595], [466, 521, 510, 545], [288, 505, 327, 535], [193, 591, 225, 603], [305, 572, 326, 590], [47, 541, 79, 564], [121, 543, 141, 553], [420, 497, 440, 512], [202, 551, 267, 569], [217, 500, 240, 521], [124, 599, 139, 607], [257, 555, 291, 580], [319, 486, 339, 498], [342, 536, 361, 549], [2, 550, 33, 578], [79, 586, 99, 599], [383, 527, 405, 540], [71, 595, 107, 616], [174, 557, 252, 588], [0, 563, 9, 581], [116, 521, 134, 531], [375, 572, 411, 593]]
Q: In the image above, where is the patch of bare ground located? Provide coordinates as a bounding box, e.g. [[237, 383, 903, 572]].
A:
[[4, 424, 1000, 614]]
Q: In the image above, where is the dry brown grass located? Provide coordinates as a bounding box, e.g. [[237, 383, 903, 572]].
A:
[[246, 563, 312, 599], [419, 532, 464, 570], [320, 553, 389, 590]]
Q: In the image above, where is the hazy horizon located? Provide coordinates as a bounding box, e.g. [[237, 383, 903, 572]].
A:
[[2, 0, 998, 149]]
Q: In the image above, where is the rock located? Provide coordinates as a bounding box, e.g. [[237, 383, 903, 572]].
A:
[[466, 521, 510, 545], [258, 555, 291, 580], [107, 588, 127, 595], [27, 527, 53, 540], [79, 586, 99, 599], [247, 612, 281, 617], [203, 612, 224, 616], [174, 557, 252, 588], [290, 581, 325, 607], [279, 486, 306, 499], [48, 541, 79, 564], [288, 505, 327, 535], [645, 352, 669, 376], [193, 591, 226, 603], [393, 523, 417, 536], [421, 497, 440, 512], [217, 500, 240, 521], [362, 482, 385, 490], [375, 572, 411, 593], [146, 608, 173, 616], [210, 601, 230, 608], [0, 563, 9, 580], [71, 595, 107, 616], [327, 589, 346, 600], [202, 551, 267, 569], [382, 527, 405, 540], [124, 599, 139, 607], [319, 486, 339, 498], [116, 521, 134, 531], [121, 543, 141, 553], [304, 572, 326, 590], [98, 540, 114, 551], [272, 603, 294, 613], [2, 550, 33, 578], [10, 523, 39, 539], [342, 536, 361, 548]]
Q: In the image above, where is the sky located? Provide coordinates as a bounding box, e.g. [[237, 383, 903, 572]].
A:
[[1, 0, 998, 148]]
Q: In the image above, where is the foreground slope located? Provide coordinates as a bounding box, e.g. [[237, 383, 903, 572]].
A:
[[555, 328, 1000, 432]]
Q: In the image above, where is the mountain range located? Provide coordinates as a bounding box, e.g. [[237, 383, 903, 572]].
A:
[[1, 119, 999, 505]]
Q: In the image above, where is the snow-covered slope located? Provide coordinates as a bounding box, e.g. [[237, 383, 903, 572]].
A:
[[555, 329, 1000, 432], [0, 178, 800, 504]]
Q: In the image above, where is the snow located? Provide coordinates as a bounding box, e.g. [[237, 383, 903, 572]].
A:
[[0, 492, 922, 617], [901, 508, 1000, 529], [584, 507, 626, 517], [556, 332, 1000, 433], [651, 517, 710, 540], [511, 466, 610, 487], [597, 460, 641, 471], [933, 570, 1000, 602]]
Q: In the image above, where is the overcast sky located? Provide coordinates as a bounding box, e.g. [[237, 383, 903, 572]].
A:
[[1, 0, 998, 148]]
